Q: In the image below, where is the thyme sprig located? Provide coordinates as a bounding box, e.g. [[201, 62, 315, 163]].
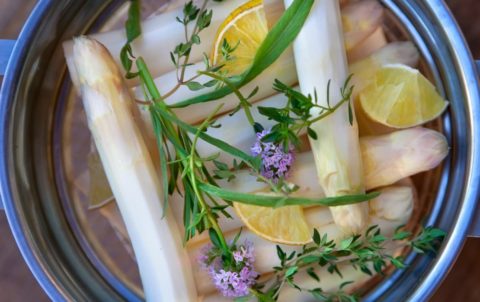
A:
[[247, 225, 446, 301], [258, 76, 355, 149], [163, 0, 213, 98]]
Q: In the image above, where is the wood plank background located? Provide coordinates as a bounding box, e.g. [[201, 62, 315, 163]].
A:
[[0, 1, 478, 301]]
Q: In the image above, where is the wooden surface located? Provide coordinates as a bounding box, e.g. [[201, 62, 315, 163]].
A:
[[0, 1, 479, 301]]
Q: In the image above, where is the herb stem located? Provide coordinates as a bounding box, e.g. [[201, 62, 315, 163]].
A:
[[137, 57, 163, 101], [199, 70, 256, 126], [306, 97, 350, 126], [180, 0, 210, 85], [162, 72, 205, 100], [189, 103, 229, 252]]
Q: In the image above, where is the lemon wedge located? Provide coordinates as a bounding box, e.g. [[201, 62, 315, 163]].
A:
[[234, 202, 312, 245], [212, 0, 268, 75], [359, 64, 448, 128]]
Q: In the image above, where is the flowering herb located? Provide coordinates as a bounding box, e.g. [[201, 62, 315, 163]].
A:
[[251, 129, 295, 182], [199, 240, 259, 297]]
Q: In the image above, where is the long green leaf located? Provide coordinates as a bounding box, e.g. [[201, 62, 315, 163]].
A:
[[125, 0, 141, 42], [169, 0, 314, 108], [198, 183, 380, 208], [149, 108, 169, 216], [137, 57, 162, 101], [120, 0, 142, 76]]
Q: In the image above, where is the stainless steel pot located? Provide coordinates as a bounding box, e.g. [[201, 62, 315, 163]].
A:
[[0, 0, 479, 301]]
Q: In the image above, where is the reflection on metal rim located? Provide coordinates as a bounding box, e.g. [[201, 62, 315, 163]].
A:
[[368, 0, 480, 301]]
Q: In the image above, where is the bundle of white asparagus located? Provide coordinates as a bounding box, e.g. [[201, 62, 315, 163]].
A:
[[64, 0, 449, 300]]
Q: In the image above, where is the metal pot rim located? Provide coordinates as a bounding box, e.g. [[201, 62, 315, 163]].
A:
[[0, 0, 62, 300]]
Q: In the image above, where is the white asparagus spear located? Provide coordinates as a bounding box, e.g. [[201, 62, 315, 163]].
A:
[[342, 0, 384, 52], [193, 184, 415, 295], [361, 127, 449, 189], [71, 37, 197, 302], [285, 0, 367, 234], [347, 27, 387, 63]]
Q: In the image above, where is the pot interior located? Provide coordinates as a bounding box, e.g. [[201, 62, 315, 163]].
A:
[[7, 0, 468, 301]]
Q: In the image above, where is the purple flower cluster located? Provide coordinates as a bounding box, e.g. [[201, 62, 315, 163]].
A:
[[251, 129, 295, 182], [198, 241, 258, 298]]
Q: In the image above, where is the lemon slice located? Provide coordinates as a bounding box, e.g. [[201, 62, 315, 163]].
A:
[[234, 202, 312, 245], [212, 0, 268, 75], [359, 64, 448, 128]]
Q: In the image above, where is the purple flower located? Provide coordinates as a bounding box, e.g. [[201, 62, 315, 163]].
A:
[[199, 241, 259, 298], [251, 129, 295, 182]]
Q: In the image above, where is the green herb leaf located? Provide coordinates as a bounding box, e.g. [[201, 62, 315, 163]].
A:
[[340, 281, 354, 290], [285, 266, 298, 278], [306, 267, 320, 282], [125, 0, 141, 42], [277, 245, 286, 262], [348, 100, 354, 126], [120, 0, 142, 77], [209, 228, 222, 249], [186, 81, 205, 91], [301, 255, 320, 264], [137, 57, 162, 101], [307, 127, 318, 140], [313, 228, 321, 245], [253, 122, 264, 133], [149, 108, 169, 216], [389, 256, 406, 269]]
